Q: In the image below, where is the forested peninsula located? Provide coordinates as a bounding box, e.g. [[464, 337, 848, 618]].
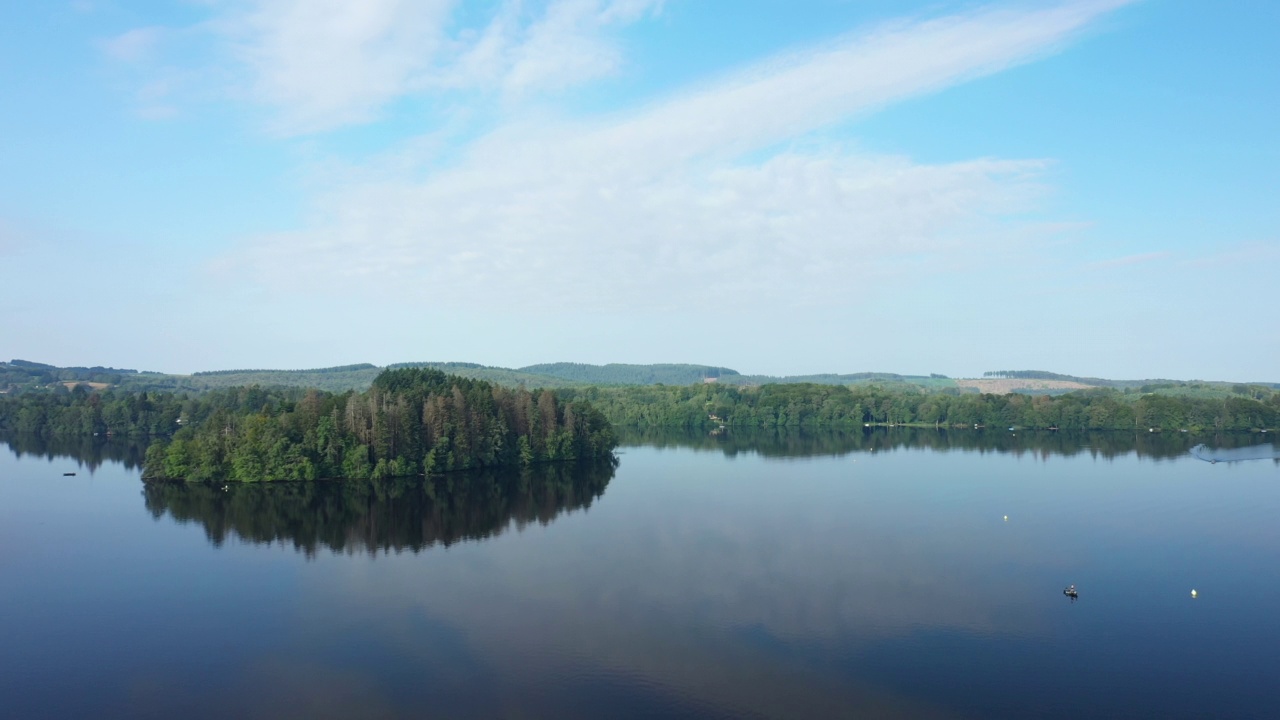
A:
[[1, 368, 616, 481]]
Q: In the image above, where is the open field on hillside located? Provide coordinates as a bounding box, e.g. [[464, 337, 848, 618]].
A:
[[955, 378, 1094, 393], [60, 381, 111, 390]]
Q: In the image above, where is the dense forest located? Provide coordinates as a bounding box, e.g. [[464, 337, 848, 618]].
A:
[[144, 368, 615, 481], [561, 382, 1280, 432], [3, 368, 1276, 482], [0, 368, 616, 481], [3, 375, 1276, 445], [4, 375, 1275, 448]]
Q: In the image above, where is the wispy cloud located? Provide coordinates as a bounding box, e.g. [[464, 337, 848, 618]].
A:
[[1089, 251, 1170, 269], [218, 0, 456, 134], [482, 0, 666, 96], [100, 25, 193, 120], [180, 0, 663, 135], [1182, 240, 1280, 269], [216, 1, 1127, 309], [101, 26, 165, 63]]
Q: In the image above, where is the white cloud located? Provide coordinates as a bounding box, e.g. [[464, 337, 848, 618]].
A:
[[1089, 251, 1170, 269], [230, 150, 1046, 310], [100, 26, 193, 120], [197, 0, 663, 134], [220, 0, 455, 134], [498, 0, 664, 95], [219, 1, 1126, 309], [101, 26, 165, 62], [100, 1, 663, 134]]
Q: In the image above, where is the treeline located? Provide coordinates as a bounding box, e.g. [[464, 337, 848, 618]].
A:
[[984, 369, 1108, 383], [148, 366, 384, 393], [5, 375, 1275, 481], [0, 359, 386, 394], [390, 362, 580, 389], [561, 383, 1280, 431], [192, 363, 377, 376], [0, 369, 616, 482], [0, 383, 189, 436]]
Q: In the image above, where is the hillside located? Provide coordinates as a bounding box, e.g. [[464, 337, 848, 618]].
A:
[[956, 378, 1094, 394], [724, 372, 952, 389], [519, 363, 739, 386], [3, 359, 1276, 398]]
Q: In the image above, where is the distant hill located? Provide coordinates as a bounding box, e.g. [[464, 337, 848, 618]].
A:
[[519, 363, 739, 386], [3, 359, 1275, 398], [1, 359, 146, 392], [516, 365, 956, 389], [976, 370, 1280, 397], [724, 372, 952, 389], [0, 360, 381, 394], [388, 362, 580, 388], [175, 365, 384, 392], [982, 369, 1148, 388]]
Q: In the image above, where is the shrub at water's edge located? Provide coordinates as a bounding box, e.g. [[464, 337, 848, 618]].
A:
[[140, 368, 616, 482]]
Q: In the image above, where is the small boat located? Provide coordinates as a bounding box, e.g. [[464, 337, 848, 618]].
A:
[[63, 472, 77, 477], [1063, 584, 1078, 598]]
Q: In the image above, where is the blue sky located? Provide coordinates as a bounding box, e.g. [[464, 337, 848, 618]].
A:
[[1, 0, 1276, 380]]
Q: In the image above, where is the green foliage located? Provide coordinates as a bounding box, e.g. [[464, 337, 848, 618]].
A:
[[558, 382, 1279, 432], [388, 362, 578, 388], [0, 369, 618, 482], [136, 369, 615, 481]]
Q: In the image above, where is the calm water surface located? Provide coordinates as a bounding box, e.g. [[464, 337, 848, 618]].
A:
[[2, 430, 1278, 719]]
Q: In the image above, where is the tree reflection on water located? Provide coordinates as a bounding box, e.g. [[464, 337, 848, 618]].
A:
[[1, 432, 149, 471], [619, 425, 1275, 461], [141, 458, 616, 557]]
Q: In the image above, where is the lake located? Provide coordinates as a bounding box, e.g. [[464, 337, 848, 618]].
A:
[[2, 429, 1278, 719]]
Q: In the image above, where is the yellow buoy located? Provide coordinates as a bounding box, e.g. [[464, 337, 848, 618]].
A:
[[1191, 589, 1198, 598], [1003, 515, 1009, 521]]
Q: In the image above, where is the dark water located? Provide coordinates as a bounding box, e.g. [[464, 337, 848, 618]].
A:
[[2, 429, 1279, 719]]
